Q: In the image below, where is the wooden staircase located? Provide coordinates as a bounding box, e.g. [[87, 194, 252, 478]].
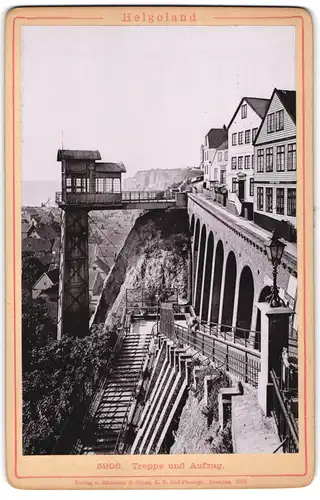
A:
[[79, 322, 152, 454]]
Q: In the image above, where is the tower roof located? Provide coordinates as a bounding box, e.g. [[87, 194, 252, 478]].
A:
[[57, 149, 101, 161]]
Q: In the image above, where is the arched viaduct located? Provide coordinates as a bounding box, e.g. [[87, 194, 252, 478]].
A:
[[188, 194, 298, 345]]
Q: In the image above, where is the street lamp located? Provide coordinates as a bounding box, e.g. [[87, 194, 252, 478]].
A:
[[264, 230, 286, 308]]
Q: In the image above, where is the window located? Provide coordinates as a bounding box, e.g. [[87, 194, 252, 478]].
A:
[[266, 188, 273, 213], [252, 154, 255, 169], [231, 157, 237, 170], [267, 113, 275, 133], [66, 177, 72, 193], [287, 188, 296, 216], [257, 149, 264, 172], [244, 156, 250, 169], [241, 104, 247, 118], [96, 178, 104, 193], [75, 177, 87, 193], [288, 143, 296, 171], [257, 187, 264, 211], [238, 156, 243, 170], [276, 145, 285, 171], [266, 147, 273, 172], [276, 188, 285, 215], [113, 178, 121, 193], [232, 133, 237, 146], [232, 178, 237, 193], [224, 151, 228, 161], [238, 132, 243, 145], [220, 170, 226, 184], [250, 178, 254, 196], [218, 152, 222, 162], [252, 128, 258, 143], [214, 168, 218, 181], [245, 130, 250, 143], [275, 109, 284, 131], [105, 178, 113, 192]]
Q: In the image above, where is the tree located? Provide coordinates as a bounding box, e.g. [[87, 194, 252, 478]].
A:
[[22, 250, 46, 291]]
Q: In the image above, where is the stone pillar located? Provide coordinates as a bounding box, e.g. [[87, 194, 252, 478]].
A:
[[231, 270, 241, 330], [217, 256, 228, 325], [207, 242, 217, 324], [257, 302, 293, 416], [187, 242, 193, 304], [199, 232, 209, 319], [193, 230, 202, 310]]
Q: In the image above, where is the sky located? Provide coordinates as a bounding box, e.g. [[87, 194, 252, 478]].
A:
[[21, 25, 295, 205]]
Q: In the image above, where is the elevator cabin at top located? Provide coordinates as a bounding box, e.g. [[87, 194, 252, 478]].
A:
[[55, 149, 187, 211]]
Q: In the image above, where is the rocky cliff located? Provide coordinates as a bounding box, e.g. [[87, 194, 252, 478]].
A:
[[92, 209, 191, 329], [123, 168, 200, 192]]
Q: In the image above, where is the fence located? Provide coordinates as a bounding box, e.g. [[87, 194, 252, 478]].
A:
[[160, 314, 260, 388], [270, 369, 299, 453]]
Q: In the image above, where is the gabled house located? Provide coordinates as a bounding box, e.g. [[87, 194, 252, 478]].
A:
[[22, 237, 52, 256], [227, 96, 269, 219], [21, 222, 31, 240], [203, 128, 228, 188], [253, 88, 296, 242], [28, 224, 57, 247], [32, 268, 59, 299]]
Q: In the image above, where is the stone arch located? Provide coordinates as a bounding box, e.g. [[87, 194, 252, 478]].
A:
[[221, 251, 237, 328], [194, 224, 207, 315], [210, 240, 224, 324], [201, 231, 214, 321], [236, 266, 255, 337], [255, 286, 272, 349]]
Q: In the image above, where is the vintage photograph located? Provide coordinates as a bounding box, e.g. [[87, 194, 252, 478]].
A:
[[20, 24, 298, 457]]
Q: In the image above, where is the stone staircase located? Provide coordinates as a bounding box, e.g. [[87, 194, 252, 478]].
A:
[[131, 336, 192, 455], [80, 321, 152, 454]]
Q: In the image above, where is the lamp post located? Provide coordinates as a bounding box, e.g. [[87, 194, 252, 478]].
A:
[[264, 230, 286, 308]]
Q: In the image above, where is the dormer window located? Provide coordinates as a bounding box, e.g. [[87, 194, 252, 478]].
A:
[[241, 104, 247, 119]]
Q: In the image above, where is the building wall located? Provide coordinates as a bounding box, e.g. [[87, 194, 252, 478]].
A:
[[227, 103, 263, 202], [32, 274, 54, 299], [255, 93, 295, 145], [210, 149, 228, 184], [203, 147, 215, 184], [254, 93, 296, 228]]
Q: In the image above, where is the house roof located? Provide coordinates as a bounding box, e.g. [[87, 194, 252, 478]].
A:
[[227, 96, 269, 129], [46, 268, 59, 284], [22, 223, 30, 234], [217, 139, 228, 151], [57, 149, 101, 161], [95, 162, 126, 173], [206, 128, 228, 149], [276, 89, 296, 123], [23, 238, 51, 253], [37, 225, 57, 240], [253, 88, 296, 145], [245, 97, 270, 119]]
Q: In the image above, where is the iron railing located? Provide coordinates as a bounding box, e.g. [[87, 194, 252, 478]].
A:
[[199, 320, 261, 351], [270, 369, 299, 453], [55, 190, 175, 206], [160, 321, 260, 388]]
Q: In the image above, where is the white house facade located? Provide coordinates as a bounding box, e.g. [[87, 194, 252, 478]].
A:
[[253, 89, 296, 242], [227, 97, 269, 219]]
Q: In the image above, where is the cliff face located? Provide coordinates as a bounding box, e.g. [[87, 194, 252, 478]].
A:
[[92, 209, 190, 329], [123, 168, 200, 192]]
